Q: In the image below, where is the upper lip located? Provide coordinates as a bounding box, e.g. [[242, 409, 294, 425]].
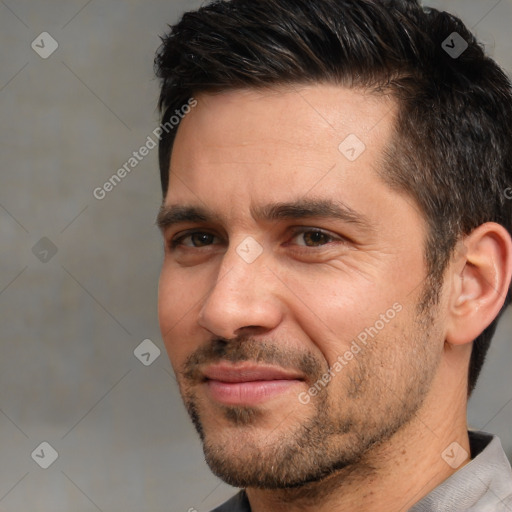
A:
[[202, 363, 304, 383]]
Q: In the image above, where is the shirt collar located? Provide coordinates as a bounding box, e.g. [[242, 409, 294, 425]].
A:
[[409, 431, 512, 511]]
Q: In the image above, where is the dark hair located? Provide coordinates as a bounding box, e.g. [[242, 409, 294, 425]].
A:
[[154, 0, 512, 395]]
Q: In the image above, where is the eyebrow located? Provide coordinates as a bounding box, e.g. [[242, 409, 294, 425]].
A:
[[156, 198, 374, 232]]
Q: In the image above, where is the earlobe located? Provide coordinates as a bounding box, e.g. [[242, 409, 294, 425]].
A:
[[446, 223, 512, 346]]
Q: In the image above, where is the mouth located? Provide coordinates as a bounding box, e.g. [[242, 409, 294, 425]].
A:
[[201, 362, 305, 406]]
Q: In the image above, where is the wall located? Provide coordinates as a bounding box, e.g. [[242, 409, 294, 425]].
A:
[[0, 1, 511, 510]]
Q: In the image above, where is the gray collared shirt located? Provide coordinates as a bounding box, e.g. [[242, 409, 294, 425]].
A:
[[211, 431, 512, 511]]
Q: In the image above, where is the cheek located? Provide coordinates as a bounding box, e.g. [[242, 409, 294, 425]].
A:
[[157, 264, 176, 334], [157, 263, 203, 361], [290, 267, 409, 364]]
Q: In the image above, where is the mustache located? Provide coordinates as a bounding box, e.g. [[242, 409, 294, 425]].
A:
[[182, 336, 324, 383]]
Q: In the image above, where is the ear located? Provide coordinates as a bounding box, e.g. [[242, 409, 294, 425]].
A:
[[446, 222, 512, 346]]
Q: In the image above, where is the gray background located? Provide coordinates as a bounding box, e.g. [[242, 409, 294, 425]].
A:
[[0, 1, 511, 511]]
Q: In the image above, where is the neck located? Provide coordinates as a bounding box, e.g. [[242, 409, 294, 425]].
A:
[[246, 378, 470, 512]]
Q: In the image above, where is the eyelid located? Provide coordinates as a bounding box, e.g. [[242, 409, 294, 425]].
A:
[[169, 229, 222, 248], [286, 226, 344, 246], [288, 226, 340, 237]]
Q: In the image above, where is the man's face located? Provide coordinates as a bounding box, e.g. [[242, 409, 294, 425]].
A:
[[158, 85, 445, 488]]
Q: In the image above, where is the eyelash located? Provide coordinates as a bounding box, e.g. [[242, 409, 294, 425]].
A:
[[168, 228, 343, 250]]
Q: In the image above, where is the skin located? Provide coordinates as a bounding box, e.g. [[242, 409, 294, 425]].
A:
[[157, 85, 512, 512]]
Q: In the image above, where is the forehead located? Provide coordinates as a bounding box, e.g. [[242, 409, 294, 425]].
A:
[[166, 85, 399, 221]]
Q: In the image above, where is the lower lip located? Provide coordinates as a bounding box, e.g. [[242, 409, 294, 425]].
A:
[[205, 379, 302, 405]]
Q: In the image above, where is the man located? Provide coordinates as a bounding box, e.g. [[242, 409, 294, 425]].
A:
[[154, 0, 512, 510]]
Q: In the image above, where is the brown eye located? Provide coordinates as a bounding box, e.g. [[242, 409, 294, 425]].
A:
[[170, 231, 218, 249], [189, 233, 215, 247], [291, 229, 338, 247], [301, 231, 332, 246]]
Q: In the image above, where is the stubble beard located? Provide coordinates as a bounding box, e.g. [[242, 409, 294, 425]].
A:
[[179, 299, 441, 491]]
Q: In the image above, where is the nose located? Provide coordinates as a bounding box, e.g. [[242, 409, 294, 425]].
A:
[[197, 240, 283, 339]]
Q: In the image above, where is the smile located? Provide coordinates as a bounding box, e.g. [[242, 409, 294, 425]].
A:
[[201, 363, 305, 405]]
